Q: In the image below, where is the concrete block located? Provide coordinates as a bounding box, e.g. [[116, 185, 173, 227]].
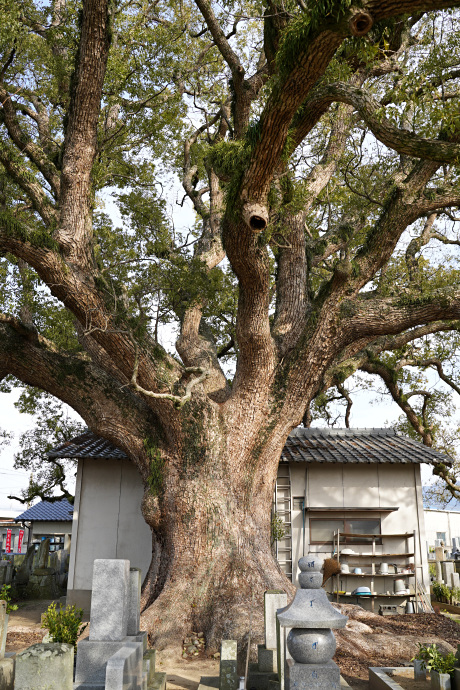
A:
[[247, 671, 278, 690], [264, 592, 287, 650], [0, 604, 7, 660], [128, 568, 142, 636], [14, 643, 73, 690], [288, 660, 341, 690], [219, 641, 238, 690], [136, 631, 148, 654], [258, 645, 277, 674], [75, 638, 133, 684], [431, 670, 452, 690], [0, 657, 14, 690], [143, 650, 156, 684], [89, 560, 130, 641], [149, 671, 166, 690], [105, 641, 143, 690]]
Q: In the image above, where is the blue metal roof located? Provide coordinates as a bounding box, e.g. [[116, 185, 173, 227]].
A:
[[15, 499, 74, 523]]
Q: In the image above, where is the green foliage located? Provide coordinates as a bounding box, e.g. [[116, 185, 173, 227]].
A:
[[432, 580, 451, 602], [0, 391, 83, 504], [270, 512, 286, 544], [412, 644, 456, 675], [0, 584, 18, 614], [144, 439, 166, 497], [41, 603, 87, 652]]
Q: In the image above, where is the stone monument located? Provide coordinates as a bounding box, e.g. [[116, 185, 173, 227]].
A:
[[74, 559, 146, 689], [277, 555, 347, 690]]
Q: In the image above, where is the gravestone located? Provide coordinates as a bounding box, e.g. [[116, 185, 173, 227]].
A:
[[219, 640, 238, 690], [33, 539, 50, 571], [451, 572, 460, 589], [435, 561, 443, 582], [14, 643, 74, 690], [0, 602, 7, 660], [264, 591, 287, 651], [127, 568, 142, 636], [90, 560, 130, 641], [277, 556, 347, 690], [442, 561, 455, 584], [13, 546, 35, 586], [435, 546, 444, 562], [0, 564, 12, 588], [74, 559, 144, 689]]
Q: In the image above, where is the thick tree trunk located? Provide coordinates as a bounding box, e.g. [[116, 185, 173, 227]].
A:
[[139, 405, 296, 650]]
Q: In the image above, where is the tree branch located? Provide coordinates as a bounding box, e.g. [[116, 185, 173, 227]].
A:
[[55, 0, 111, 265], [297, 82, 460, 163]]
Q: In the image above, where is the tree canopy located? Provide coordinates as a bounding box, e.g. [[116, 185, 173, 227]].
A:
[[2, 0, 460, 643]]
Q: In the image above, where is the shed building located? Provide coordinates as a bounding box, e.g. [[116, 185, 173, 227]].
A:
[[47, 427, 450, 610]]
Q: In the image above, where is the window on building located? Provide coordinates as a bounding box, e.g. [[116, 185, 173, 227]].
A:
[[310, 517, 381, 544]]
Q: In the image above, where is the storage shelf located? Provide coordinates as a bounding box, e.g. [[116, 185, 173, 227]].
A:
[[338, 532, 414, 538], [331, 593, 413, 598], [339, 573, 415, 578], [340, 553, 415, 558]]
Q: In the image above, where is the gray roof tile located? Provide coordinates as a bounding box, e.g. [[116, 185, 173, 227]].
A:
[[46, 427, 451, 467], [281, 427, 451, 465], [47, 431, 128, 459]]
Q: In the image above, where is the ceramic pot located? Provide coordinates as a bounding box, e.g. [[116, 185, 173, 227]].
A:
[[379, 563, 389, 575], [394, 579, 405, 592], [430, 670, 451, 690]]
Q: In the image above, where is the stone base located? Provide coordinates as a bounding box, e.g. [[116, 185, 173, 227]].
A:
[[258, 645, 277, 673], [75, 637, 142, 684], [15, 643, 74, 690], [0, 657, 14, 690], [288, 660, 341, 690], [149, 671, 167, 690], [247, 671, 278, 690]]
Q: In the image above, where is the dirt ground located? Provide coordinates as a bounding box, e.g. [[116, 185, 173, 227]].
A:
[[6, 600, 460, 690]]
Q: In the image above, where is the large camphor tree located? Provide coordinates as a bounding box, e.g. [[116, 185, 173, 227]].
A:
[[2, 0, 460, 646]]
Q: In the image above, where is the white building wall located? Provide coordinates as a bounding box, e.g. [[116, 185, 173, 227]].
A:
[[424, 509, 460, 549], [287, 462, 429, 588], [67, 457, 151, 610]]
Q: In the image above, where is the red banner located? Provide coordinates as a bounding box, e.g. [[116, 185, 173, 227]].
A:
[[18, 529, 24, 553], [5, 529, 12, 553]]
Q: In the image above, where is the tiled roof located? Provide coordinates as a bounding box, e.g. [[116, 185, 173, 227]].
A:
[[46, 426, 450, 467], [47, 430, 128, 459], [15, 499, 74, 522], [281, 427, 451, 465]]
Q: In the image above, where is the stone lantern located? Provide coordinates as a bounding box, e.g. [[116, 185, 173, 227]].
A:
[[277, 555, 347, 689]]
